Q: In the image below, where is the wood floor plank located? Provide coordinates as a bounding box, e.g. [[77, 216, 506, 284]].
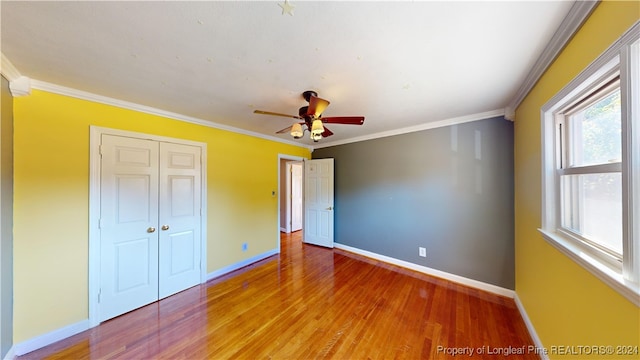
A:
[[18, 232, 537, 359]]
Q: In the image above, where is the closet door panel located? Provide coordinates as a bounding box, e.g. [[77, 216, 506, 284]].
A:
[[158, 142, 202, 299]]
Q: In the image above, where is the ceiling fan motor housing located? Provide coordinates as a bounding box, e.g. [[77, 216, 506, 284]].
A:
[[302, 90, 318, 103], [298, 106, 310, 118]]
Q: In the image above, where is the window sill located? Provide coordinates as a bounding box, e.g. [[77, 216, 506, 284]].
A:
[[538, 228, 640, 307]]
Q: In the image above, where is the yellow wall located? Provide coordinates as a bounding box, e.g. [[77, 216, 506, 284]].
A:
[[514, 1, 639, 358], [12, 89, 310, 342]]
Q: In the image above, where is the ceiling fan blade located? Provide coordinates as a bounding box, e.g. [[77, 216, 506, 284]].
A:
[[275, 125, 294, 134], [254, 110, 301, 119], [321, 116, 365, 125], [307, 95, 330, 118], [321, 126, 334, 137]]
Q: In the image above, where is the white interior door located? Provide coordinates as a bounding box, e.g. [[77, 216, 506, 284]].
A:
[[99, 135, 160, 321], [304, 159, 334, 248], [158, 142, 202, 299], [291, 162, 303, 232]]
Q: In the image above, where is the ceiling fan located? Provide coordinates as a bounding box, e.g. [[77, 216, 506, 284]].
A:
[[253, 90, 365, 142]]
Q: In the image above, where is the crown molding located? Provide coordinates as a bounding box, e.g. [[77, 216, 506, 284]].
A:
[[0, 52, 22, 81], [9, 76, 31, 97], [313, 109, 505, 149], [29, 80, 313, 151], [24, 80, 505, 151], [505, 0, 599, 121], [1, 53, 32, 97]]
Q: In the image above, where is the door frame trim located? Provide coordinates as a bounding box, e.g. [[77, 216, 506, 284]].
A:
[[287, 161, 303, 233], [277, 154, 305, 253], [284, 162, 292, 234], [88, 126, 208, 327]]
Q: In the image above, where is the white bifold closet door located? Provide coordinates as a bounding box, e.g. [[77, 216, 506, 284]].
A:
[[99, 134, 201, 322]]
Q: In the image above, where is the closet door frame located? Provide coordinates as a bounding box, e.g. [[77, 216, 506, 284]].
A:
[[88, 126, 208, 328]]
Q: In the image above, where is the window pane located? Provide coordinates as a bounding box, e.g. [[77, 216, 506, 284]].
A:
[[568, 89, 621, 167], [560, 173, 622, 254]]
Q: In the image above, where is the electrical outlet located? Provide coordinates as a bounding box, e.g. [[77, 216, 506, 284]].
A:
[[242, 242, 248, 251], [419, 247, 426, 257]]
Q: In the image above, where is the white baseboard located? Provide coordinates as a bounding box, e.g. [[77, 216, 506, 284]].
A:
[[2, 346, 15, 360], [279, 227, 287, 233], [207, 248, 279, 281], [514, 294, 548, 360], [334, 243, 515, 298], [12, 319, 89, 357]]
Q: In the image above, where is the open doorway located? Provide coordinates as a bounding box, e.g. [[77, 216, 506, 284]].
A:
[[279, 157, 304, 234], [289, 162, 303, 232], [278, 155, 305, 254], [277, 156, 335, 251]]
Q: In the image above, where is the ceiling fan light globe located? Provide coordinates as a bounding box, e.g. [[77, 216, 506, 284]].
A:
[[311, 119, 324, 135], [290, 123, 304, 138]]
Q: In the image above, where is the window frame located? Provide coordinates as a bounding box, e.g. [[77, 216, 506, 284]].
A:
[[556, 79, 623, 264], [539, 22, 639, 306]]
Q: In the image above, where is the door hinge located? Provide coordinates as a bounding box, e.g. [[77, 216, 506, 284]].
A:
[[98, 289, 101, 303], [98, 218, 102, 229], [99, 145, 103, 157]]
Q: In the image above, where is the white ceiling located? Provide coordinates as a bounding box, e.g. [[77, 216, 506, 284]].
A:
[[1, 1, 576, 147]]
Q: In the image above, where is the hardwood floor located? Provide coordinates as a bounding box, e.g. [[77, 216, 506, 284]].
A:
[[19, 232, 537, 359]]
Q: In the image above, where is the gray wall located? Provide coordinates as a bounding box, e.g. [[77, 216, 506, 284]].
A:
[[1, 75, 14, 358], [313, 117, 514, 289]]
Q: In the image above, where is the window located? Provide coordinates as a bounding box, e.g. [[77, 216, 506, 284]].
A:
[[558, 79, 622, 265], [540, 23, 639, 306]]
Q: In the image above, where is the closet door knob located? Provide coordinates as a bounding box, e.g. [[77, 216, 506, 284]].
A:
[[161, 225, 170, 231], [147, 227, 156, 233]]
